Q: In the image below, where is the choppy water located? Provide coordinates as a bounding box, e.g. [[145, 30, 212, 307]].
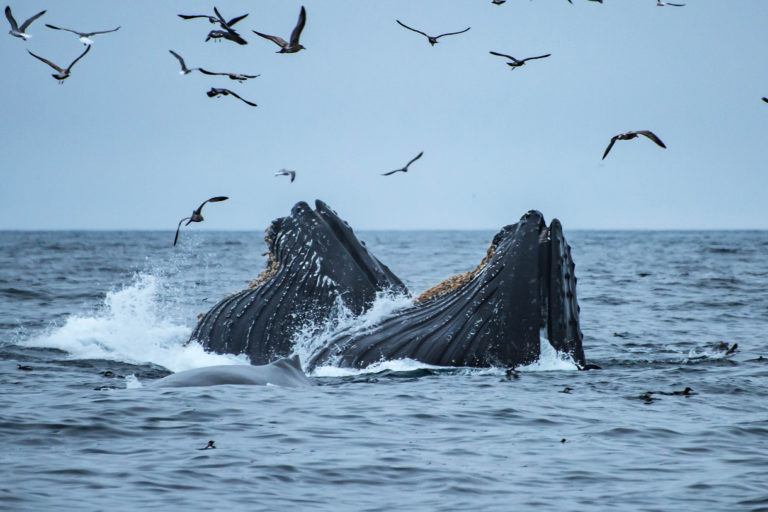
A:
[[1, 228, 767, 511]]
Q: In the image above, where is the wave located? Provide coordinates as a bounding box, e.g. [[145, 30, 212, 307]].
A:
[[21, 273, 249, 373]]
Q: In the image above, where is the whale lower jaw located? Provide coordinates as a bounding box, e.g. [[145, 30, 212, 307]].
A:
[[307, 210, 584, 370]]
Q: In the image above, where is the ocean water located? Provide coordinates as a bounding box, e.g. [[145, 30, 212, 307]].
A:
[[1, 228, 767, 511]]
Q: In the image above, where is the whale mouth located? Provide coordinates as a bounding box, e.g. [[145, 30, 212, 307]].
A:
[[191, 200, 585, 370]]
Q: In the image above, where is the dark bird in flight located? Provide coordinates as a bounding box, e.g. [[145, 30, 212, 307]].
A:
[[253, 6, 306, 53], [199, 68, 260, 82], [5, 6, 45, 40], [763, 97, 768, 103], [382, 152, 424, 176], [491, 0, 506, 5], [178, 7, 248, 45], [45, 24, 120, 45], [602, 131, 666, 160], [490, 51, 551, 69], [656, 1, 685, 6], [205, 29, 247, 45], [396, 20, 470, 46], [178, 8, 248, 29], [174, 196, 229, 246], [274, 169, 296, 182], [27, 45, 91, 83], [206, 88, 257, 108], [169, 50, 200, 75]]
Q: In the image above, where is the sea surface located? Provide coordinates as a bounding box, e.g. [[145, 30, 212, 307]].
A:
[[1, 228, 767, 511]]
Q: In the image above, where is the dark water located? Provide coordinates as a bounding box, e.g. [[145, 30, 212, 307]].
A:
[[2, 229, 768, 511]]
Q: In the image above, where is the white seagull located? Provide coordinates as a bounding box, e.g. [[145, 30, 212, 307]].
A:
[[274, 169, 296, 182], [45, 24, 120, 45], [5, 6, 45, 40]]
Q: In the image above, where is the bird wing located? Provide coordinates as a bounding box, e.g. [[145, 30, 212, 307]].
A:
[[289, 171, 296, 182], [396, 20, 430, 39], [602, 136, 618, 160], [489, 51, 519, 62], [289, 6, 306, 46], [195, 196, 229, 215], [226, 13, 249, 27], [763, 97, 768, 103], [66, 44, 91, 72], [85, 26, 120, 36], [5, 6, 18, 31], [198, 68, 225, 76], [520, 54, 551, 62], [636, 130, 666, 148], [238, 73, 260, 79], [174, 217, 190, 246], [27, 50, 63, 73], [227, 90, 258, 107], [169, 50, 188, 72], [45, 24, 80, 35], [435, 27, 471, 39], [405, 151, 424, 168], [213, 7, 230, 27], [178, 14, 216, 22], [252, 30, 288, 48], [666, 2, 685, 5], [20, 10, 45, 31], [381, 169, 404, 176]]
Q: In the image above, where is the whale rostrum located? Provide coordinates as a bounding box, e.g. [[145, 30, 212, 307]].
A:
[[190, 200, 586, 370]]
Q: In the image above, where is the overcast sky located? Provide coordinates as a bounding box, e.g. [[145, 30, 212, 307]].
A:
[[2, 0, 767, 230]]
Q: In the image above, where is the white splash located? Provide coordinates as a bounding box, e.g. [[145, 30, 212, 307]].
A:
[[22, 273, 249, 373], [125, 374, 143, 389], [313, 357, 442, 377], [517, 331, 579, 372], [292, 289, 414, 369]]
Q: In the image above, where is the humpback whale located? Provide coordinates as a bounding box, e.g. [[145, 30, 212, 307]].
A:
[[191, 200, 586, 370], [152, 355, 312, 388]]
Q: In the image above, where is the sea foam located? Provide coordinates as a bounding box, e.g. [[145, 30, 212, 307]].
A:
[[23, 273, 249, 372]]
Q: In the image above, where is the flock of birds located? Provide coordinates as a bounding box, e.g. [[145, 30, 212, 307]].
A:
[[6, 3, 761, 245]]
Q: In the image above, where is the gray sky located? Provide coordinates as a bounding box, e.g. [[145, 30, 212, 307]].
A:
[[2, 1, 767, 230]]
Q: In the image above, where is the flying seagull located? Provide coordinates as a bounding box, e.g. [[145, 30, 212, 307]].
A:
[[205, 28, 247, 45], [602, 131, 666, 160], [491, 0, 506, 5], [396, 20, 470, 46], [199, 68, 260, 82], [45, 24, 120, 45], [656, 0, 685, 5], [5, 6, 45, 40], [27, 45, 91, 83], [206, 88, 257, 108], [178, 7, 248, 45], [490, 51, 551, 69], [169, 50, 200, 75], [274, 169, 296, 182], [177, 8, 248, 29], [253, 5, 306, 53], [382, 151, 424, 176], [174, 196, 229, 246]]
